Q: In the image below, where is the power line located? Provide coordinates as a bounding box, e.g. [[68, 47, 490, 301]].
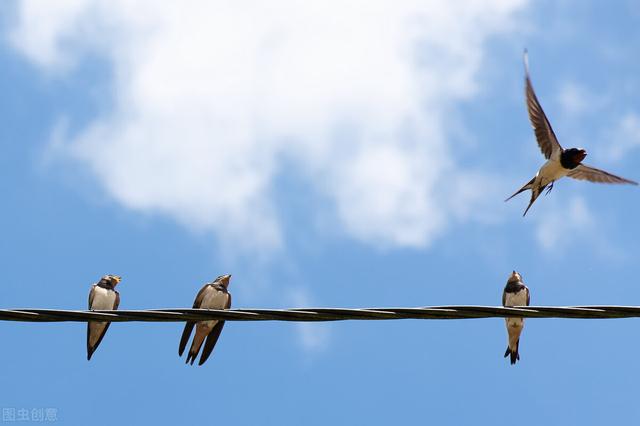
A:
[[1, 305, 640, 322]]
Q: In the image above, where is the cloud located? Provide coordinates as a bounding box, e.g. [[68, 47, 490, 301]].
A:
[[535, 196, 594, 251], [557, 81, 606, 118], [9, 0, 528, 252], [287, 287, 330, 353], [603, 112, 640, 163]]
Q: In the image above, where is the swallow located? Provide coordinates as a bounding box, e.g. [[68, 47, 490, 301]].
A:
[[179, 274, 232, 365], [502, 270, 530, 365], [87, 274, 122, 360], [506, 50, 637, 216]]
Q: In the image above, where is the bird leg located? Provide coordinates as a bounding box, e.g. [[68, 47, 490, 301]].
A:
[[544, 181, 554, 195]]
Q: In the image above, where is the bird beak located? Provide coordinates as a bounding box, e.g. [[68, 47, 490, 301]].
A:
[[509, 270, 520, 281]]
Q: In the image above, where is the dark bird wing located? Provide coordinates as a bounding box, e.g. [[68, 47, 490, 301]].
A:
[[88, 285, 96, 309], [87, 285, 100, 360], [198, 322, 225, 366], [179, 284, 210, 356], [567, 164, 638, 185], [502, 290, 506, 307], [526, 287, 530, 306], [198, 292, 231, 366], [114, 291, 120, 310], [524, 50, 563, 159], [87, 324, 112, 360]]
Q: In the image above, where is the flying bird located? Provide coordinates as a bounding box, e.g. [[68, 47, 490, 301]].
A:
[[87, 274, 122, 360], [506, 50, 637, 216], [502, 270, 530, 365], [179, 274, 232, 366]]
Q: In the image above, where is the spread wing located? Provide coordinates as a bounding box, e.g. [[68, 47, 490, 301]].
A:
[[567, 164, 638, 185], [197, 293, 232, 365], [524, 50, 563, 159], [179, 284, 211, 356]]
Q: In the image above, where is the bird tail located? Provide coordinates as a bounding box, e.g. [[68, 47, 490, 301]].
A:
[[186, 330, 206, 365], [186, 349, 197, 365], [522, 184, 546, 217], [505, 177, 535, 202], [186, 347, 198, 365], [503, 340, 520, 365]]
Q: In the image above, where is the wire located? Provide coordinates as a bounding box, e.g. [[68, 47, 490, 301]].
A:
[[1, 305, 640, 322]]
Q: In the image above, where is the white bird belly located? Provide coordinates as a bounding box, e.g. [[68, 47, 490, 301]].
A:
[[536, 160, 569, 187], [504, 288, 527, 345], [504, 290, 528, 307], [91, 286, 117, 310], [198, 289, 228, 329]]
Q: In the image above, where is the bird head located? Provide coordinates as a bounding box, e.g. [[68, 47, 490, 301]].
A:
[[100, 275, 122, 288], [215, 274, 232, 288], [567, 148, 587, 164], [508, 270, 522, 284]]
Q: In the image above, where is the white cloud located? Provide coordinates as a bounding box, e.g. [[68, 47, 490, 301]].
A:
[[557, 81, 605, 118], [9, 0, 528, 252], [287, 287, 330, 353], [604, 112, 640, 163], [535, 196, 594, 250]]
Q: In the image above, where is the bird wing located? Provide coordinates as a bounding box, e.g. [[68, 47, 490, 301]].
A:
[[198, 321, 226, 365], [526, 287, 531, 306], [567, 164, 638, 185], [524, 50, 563, 159], [87, 322, 112, 360], [179, 284, 212, 356], [502, 291, 506, 307], [88, 285, 96, 309], [113, 291, 120, 310], [191, 284, 211, 309], [178, 322, 195, 357]]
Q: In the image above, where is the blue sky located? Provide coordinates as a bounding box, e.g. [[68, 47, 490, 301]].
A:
[[1, 0, 640, 424]]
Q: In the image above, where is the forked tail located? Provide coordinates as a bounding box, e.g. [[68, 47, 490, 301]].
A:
[[505, 177, 534, 202], [503, 340, 520, 365]]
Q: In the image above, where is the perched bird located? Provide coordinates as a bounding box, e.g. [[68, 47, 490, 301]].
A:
[[179, 274, 232, 366], [502, 271, 530, 365], [87, 274, 122, 360], [506, 50, 637, 216]]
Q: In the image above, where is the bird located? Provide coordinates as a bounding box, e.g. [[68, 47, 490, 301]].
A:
[[502, 270, 530, 365], [179, 274, 232, 366], [506, 50, 637, 216], [87, 274, 122, 360]]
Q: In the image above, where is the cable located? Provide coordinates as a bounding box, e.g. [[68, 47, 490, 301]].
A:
[[1, 305, 640, 322]]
